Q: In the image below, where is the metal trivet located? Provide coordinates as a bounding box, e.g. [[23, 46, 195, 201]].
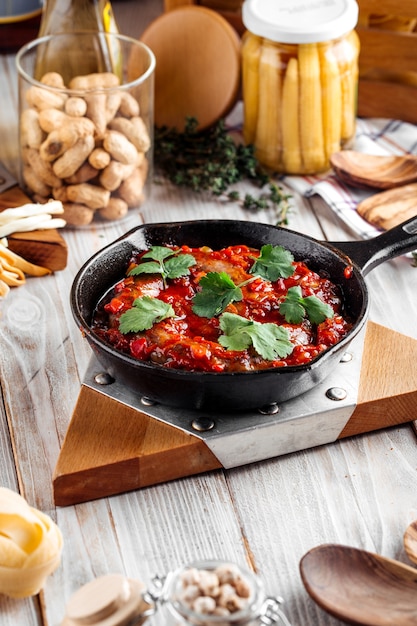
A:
[[81, 328, 365, 469]]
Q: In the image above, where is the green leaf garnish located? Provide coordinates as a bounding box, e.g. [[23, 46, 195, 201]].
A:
[[218, 312, 293, 360], [249, 244, 295, 281], [129, 246, 196, 286], [192, 272, 244, 317], [279, 286, 334, 324], [118, 296, 175, 334]]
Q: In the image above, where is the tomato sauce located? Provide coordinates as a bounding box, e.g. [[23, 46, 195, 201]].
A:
[[92, 244, 352, 373]]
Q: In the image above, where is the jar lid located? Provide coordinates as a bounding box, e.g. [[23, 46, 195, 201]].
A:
[[242, 0, 359, 44]]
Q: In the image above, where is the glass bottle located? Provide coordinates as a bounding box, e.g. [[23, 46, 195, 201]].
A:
[[241, 0, 360, 175], [34, 0, 120, 80], [38, 0, 118, 38]]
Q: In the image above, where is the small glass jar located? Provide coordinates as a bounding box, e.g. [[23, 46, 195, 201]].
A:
[[157, 559, 292, 626], [241, 0, 360, 175], [16, 32, 155, 227]]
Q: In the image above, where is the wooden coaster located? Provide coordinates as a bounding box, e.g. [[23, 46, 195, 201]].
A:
[[141, 5, 241, 130]]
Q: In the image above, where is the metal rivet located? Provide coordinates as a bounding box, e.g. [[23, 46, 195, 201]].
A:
[[141, 396, 156, 407], [326, 387, 347, 401], [191, 417, 215, 432], [94, 372, 114, 385], [340, 352, 353, 363], [258, 403, 279, 415]]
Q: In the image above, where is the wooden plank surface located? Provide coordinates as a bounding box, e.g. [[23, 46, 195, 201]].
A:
[[1, 3, 417, 626]]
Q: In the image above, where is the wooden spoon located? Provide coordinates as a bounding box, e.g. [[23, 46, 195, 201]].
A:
[[330, 150, 417, 189], [299, 544, 417, 625], [404, 520, 417, 566]]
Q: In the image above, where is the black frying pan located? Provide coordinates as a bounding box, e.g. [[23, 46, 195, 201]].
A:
[[71, 218, 417, 411]]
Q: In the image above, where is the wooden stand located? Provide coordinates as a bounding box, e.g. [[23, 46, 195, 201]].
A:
[[53, 322, 417, 506]]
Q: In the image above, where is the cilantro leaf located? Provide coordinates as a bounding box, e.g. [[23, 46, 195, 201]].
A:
[[142, 246, 176, 261], [129, 246, 196, 286], [130, 261, 162, 276], [250, 244, 295, 281], [302, 295, 335, 324], [118, 296, 175, 333], [164, 254, 196, 279], [279, 286, 334, 324], [218, 312, 294, 360], [192, 272, 243, 317]]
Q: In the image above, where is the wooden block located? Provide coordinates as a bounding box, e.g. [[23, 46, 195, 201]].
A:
[[358, 0, 417, 18], [0, 182, 68, 272], [339, 322, 417, 438], [53, 387, 223, 506], [358, 79, 417, 127]]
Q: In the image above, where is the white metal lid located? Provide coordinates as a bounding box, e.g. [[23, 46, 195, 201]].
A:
[[242, 0, 359, 44]]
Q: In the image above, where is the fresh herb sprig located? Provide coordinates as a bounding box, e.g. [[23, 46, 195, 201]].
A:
[[154, 118, 291, 226], [218, 312, 293, 360], [192, 245, 296, 318], [129, 246, 196, 288], [279, 286, 334, 324], [191, 272, 261, 318], [119, 296, 175, 334], [250, 244, 295, 281]]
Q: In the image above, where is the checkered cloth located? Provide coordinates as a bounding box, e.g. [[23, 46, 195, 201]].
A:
[[283, 118, 417, 239]]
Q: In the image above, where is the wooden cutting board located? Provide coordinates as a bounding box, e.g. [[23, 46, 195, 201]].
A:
[[0, 166, 68, 272]]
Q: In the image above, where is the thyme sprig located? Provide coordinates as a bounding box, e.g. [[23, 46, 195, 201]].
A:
[[154, 118, 291, 226]]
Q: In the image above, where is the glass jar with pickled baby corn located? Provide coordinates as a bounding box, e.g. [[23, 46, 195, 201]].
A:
[[241, 0, 360, 175]]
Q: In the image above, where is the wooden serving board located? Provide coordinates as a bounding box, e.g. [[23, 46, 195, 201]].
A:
[[0, 171, 68, 272], [53, 322, 417, 506]]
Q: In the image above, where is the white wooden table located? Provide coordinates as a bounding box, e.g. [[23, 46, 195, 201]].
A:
[[1, 2, 417, 624]]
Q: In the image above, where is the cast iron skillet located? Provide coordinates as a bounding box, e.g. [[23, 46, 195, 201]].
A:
[[71, 218, 417, 411]]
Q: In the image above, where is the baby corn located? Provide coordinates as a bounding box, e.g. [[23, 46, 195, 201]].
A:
[[255, 40, 282, 170], [319, 42, 342, 161], [298, 43, 326, 173], [242, 33, 262, 145], [338, 30, 360, 142], [281, 57, 302, 174]]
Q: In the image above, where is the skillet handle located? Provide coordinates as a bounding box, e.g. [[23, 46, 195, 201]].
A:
[[329, 215, 417, 276]]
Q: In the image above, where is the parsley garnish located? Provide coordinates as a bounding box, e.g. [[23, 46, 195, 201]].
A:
[[250, 244, 295, 281], [118, 296, 175, 334], [279, 286, 334, 324], [129, 246, 196, 287], [192, 272, 245, 318], [218, 312, 294, 360]]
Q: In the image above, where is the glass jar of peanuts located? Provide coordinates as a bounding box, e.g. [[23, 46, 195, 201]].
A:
[[16, 32, 155, 227], [156, 559, 292, 626], [241, 0, 360, 175]]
